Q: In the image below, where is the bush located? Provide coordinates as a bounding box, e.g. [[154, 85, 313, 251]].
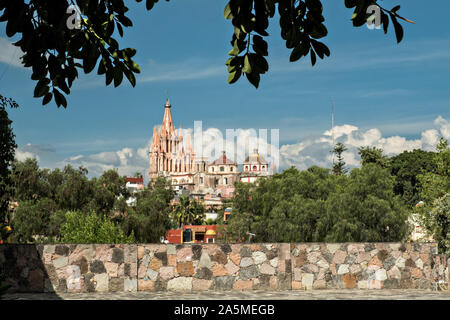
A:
[[60, 211, 135, 244]]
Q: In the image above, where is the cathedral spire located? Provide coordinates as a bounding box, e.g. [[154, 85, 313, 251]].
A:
[[161, 98, 175, 136]]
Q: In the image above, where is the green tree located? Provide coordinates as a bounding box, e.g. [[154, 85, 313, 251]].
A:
[[0, 95, 18, 225], [418, 138, 450, 204], [10, 158, 50, 202], [358, 146, 389, 168], [122, 177, 173, 242], [320, 163, 409, 242], [226, 163, 408, 243], [60, 211, 134, 243], [389, 149, 437, 206], [418, 194, 450, 254], [332, 142, 348, 175], [0, 1, 412, 106], [173, 196, 205, 227], [10, 198, 57, 242]]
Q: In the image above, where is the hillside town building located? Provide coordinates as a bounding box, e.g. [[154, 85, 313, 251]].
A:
[[149, 99, 272, 205]]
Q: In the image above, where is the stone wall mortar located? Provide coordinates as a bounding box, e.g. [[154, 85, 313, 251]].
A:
[[0, 242, 448, 293]]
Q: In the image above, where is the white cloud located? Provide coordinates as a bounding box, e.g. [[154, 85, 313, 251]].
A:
[[15, 116, 450, 182], [139, 59, 223, 83], [0, 37, 23, 67], [279, 115, 449, 171], [15, 149, 40, 162]]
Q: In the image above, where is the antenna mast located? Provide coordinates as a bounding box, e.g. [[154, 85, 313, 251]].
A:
[[331, 99, 335, 164]]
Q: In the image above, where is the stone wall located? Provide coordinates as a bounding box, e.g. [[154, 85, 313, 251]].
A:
[[0, 243, 448, 293]]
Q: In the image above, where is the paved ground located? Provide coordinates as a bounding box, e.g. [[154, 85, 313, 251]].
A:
[[3, 289, 450, 300]]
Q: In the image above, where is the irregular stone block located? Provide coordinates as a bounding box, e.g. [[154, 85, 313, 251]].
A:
[[198, 252, 212, 269], [124, 278, 137, 292], [149, 258, 163, 271], [229, 252, 241, 266], [55, 245, 69, 256], [332, 250, 347, 264], [105, 262, 118, 277], [177, 261, 194, 276], [168, 254, 177, 267], [326, 244, 341, 254], [343, 274, 356, 289], [260, 263, 275, 275], [90, 260, 106, 273], [252, 251, 267, 265], [313, 279, 326, 289], [240, 257, 253, 268], [166, 245, 176, 255], [192, 245, 202, 260], [302, 273, 314, 290], [337, 264, 349, 275], [138, 279, 155, 291], [28, 269, 44, 292], [109, 278, 124, 292], [193, 279, 213, 291], [240, 246, 252, 257], [214, 276, 235, 291], [167, 277, 193, 292], [225, 261, 240, 275], [53, 256, 68, 269], [292, 281, 302, 290], [239, 265, 259, 281], [159, 266, 175, 280], [146, 268, 158, 281], [137, 246, 145, 260], [195, 267, 213, 280], [93, 273, 108, 292], [177, 247, 193, 262], [220, 244, 232, 254], [212, 251, 227, 265], [212, 264, 228, 277], [233, 280, 253, 290], [111, 248, 124, 264]]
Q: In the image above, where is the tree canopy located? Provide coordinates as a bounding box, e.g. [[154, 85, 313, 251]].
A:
[[225, 163, 409, 243], [0, 0, 413, 106], [0, 95, 17, 224]]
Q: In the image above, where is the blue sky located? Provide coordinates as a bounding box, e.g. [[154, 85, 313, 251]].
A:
[[0, 0, 449, 180]]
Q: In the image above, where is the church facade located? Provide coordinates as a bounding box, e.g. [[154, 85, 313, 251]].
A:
[[149, 99, 271, 203]]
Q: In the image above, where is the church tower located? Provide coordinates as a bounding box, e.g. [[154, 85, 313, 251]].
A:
[[149, 99, 195, 180]]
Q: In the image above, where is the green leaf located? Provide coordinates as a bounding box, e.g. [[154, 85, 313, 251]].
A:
[[246, 72, 260, 89], [310, 40, 330, 59], [34, 80, 49, 98], [42, 92, 52, 106], [53, 88, 67, 108], [113, 66, 123, 87], [310, 49, 317, 66], [253, 54, 268, 74], [243, 54, 252, 73], [224, 3, 233, 20], [123, 67, 136, 87], [227, 69, 241, 84], [253, 35, 268, 56], [146, 0, 155, 10], [290, 41, 309, 62], [390, 13, 404, 43]]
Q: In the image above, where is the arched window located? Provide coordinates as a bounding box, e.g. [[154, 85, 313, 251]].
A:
[[253, 165, 257, 171], [220, 166, 224, 172], [224, 177, 228, 185]]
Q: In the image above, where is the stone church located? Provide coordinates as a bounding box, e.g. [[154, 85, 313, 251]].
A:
[[149, 99, 270, 203]]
